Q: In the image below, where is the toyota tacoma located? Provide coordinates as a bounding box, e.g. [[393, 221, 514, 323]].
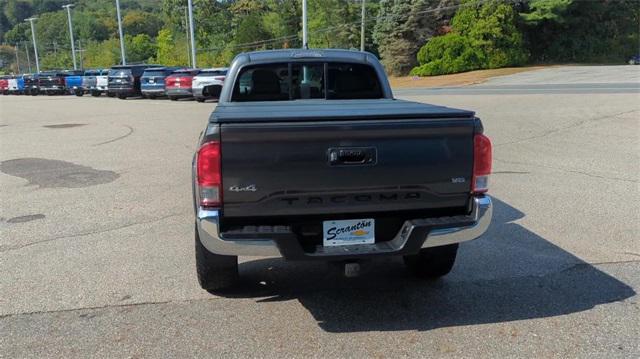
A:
[[192, 49, 493, 290]]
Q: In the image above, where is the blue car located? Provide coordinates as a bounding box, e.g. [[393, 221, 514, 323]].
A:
[[141, 67, 182, 99], [629, 54, 640, 65]]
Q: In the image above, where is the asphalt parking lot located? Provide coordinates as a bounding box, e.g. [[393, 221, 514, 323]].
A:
[[1, 65, 639, 357]]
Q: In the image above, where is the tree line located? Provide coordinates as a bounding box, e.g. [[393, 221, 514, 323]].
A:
[[0, 0, 638, 76]]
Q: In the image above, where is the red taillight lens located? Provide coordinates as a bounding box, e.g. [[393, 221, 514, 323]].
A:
[[214, 76, 225, 82], [197, 141, 222, 208], [181, 77, 193, 87], [472, 133, 492, 194]]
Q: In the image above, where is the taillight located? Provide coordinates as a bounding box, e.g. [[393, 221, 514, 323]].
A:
[[214, 76, 225, 82], [179, 77, 193, 87], [472, 133, 492, 194], [197, 141, 222, 208]]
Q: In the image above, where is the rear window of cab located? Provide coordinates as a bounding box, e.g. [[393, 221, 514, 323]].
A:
[[109, 69, 131, 77], [231, 62, 383, 102]]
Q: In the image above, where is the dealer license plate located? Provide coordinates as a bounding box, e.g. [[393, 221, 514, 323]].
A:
[[323, 218, 375, 246]]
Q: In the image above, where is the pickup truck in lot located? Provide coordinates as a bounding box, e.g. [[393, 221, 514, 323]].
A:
[[38, 71, 68, 95], [83, 69, 109, 97], [65, 70, 85, 96], [192, 49, 493, 290]]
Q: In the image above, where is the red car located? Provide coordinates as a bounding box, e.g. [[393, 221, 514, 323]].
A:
[[165, 69, 200, 101], [0, 76, 9, 95]]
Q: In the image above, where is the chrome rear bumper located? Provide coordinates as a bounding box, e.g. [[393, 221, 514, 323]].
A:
[[197, 196, 492, 258]]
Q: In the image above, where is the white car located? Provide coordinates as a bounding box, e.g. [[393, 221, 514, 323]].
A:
[[192, 68, 228, 102]]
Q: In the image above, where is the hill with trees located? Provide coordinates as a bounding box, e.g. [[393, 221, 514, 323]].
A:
[[0, 0, 637, 76]]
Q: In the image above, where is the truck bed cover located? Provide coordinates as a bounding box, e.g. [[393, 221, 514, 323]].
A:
[[210, 99, 475, 123]]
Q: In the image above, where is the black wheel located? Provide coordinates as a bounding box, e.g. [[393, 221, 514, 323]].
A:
[[147, 95, 156, 100], [196, 98, 205, 103], [169, 96, 178, 101], [117, 94, 127, 100], [75, 91, 84, 97], [91, 91, 101, 97], [31, 90, 38, 96], [404, 243, 459, 279], [195, 225, 238, 291], [107, 92, 115, 98]]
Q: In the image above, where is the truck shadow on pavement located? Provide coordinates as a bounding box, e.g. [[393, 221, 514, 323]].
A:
[[217, 197, 635, 332]]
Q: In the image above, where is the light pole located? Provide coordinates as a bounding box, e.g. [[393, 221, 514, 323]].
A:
[[24, 42, 32, 73], [62, 4, 77, 69], [302, 0, 308, 49], [360, 0, 366, 52], [187, 0, 196, 68], [25, 17, 39, 73], [15, 45, 21, 73], [183, 6, 191, 66], [115, 0, 126, 65]]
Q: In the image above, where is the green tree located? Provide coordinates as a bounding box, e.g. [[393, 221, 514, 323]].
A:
[[83, 38, 120, 68], [123, 10, 163, 37], [308, 0, 359, 49], [74, 11, 111, 42], [40, 50, 72, 70], [0, 45, 18, 73], [411, 0, 528, 76], [126, 33, 155, 63], [520, 0, 639, 62], [3, 22, 30, 45], [373, 0, 456, 75], [4, 0, 33, 25], [155, 27, 189, 66], [520, 0, 572, 23]]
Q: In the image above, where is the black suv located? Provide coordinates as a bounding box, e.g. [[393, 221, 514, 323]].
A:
[[107, 64, 159, 99]]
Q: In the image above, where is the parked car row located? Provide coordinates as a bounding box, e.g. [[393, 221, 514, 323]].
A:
[[0, 65, 228, 102]]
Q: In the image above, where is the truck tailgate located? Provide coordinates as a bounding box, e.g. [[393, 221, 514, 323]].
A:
[[220, 117, 475, 218]]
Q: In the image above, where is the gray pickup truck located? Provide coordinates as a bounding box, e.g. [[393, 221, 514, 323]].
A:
[[192, 49, 493, 291]]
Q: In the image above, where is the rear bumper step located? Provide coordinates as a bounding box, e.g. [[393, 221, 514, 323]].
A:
[[197, 196, 492, 258]]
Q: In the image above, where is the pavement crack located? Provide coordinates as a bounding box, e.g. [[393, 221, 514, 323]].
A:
[[92, 124, 134, 146], [0, 212, 187, 253], [495, 109, 639, 147], [0, 300, 174, 319], [493, 158, 638, 183]]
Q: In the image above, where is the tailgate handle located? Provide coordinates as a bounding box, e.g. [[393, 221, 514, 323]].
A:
[[328, 147, 376, 166]]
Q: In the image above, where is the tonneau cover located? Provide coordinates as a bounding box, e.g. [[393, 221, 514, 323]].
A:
[[210, 99, 475, 123]]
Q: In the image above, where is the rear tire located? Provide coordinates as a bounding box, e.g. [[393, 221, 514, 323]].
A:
[[169, 96, 178, 101], [195, 225, 239, 291], [91, 91, 101, 97], [404, 244, 459, 279], [107, 92, 115, 98], [117, 94, 127, 100], [196, 98, 205, 103]]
